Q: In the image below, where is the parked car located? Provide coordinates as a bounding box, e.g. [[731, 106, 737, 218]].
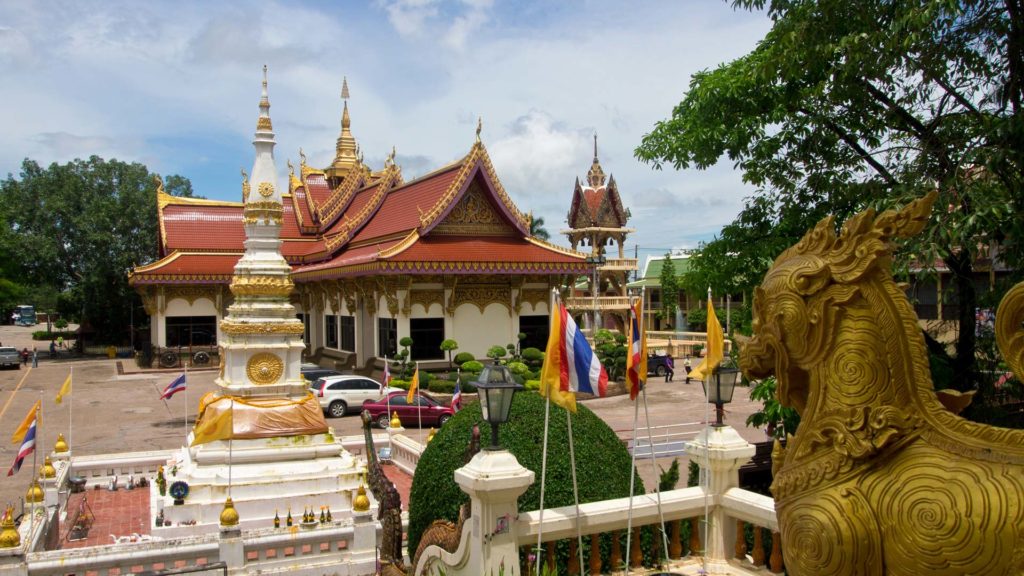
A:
[[301, 367, 343, 383], [363, 391, 455, 429], [0, 347, 20, 369], [310, 375, 400, 418]]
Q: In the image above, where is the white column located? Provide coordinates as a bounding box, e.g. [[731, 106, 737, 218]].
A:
[[350, 508, 377, 574], [219, 528, 244, 574], [452, 450, 534, 576], [685, 425, 756, 575]]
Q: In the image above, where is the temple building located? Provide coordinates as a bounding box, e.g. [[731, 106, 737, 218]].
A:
[[129, 77, 589, 370], [561, 136, 638, 331]]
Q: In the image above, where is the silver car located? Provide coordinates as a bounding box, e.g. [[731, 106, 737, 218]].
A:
[[310, 375, 401, 418], [0, 347, 19, 368]]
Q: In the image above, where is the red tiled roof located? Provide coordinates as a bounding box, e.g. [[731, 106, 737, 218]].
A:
[[290, 186, 316, 229], [292, 240, 402, 276], [304, 174, 332, 217], [130, 252, 240, 284], [388, 236, 583, 264], [163, 205, 245, 251], [352, 165, 463, 243]]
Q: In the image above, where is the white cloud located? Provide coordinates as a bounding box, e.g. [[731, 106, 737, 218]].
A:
[[379, 0, 441, 38]]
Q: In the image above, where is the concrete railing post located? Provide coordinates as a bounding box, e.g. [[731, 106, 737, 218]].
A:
[[685, 425, 755, 575], [350, 507, 378, 574], [454, 450, 535, 576]]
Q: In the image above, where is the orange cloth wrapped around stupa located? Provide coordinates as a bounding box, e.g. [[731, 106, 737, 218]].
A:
[[193, 392, 328, 441]]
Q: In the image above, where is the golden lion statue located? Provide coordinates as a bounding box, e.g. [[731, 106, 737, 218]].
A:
[[742, 192, 1024, 575]]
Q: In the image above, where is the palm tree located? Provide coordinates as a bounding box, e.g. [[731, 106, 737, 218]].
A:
[[529, 215, 550, 241]]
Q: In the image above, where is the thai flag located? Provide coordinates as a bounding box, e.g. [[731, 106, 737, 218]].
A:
[[626, 299, 647, 400], [555, 304, 608, 397], [161, 373, 187, 400], [7, 418, 36, 476], [451, 380, 462, 412]]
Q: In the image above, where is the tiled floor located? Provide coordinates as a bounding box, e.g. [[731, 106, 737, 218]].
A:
[[380, 463, 413, 510], [62, 486, 151, 549]]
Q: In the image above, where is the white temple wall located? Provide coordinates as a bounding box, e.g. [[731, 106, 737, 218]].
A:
[[453, 303, 514, 359]]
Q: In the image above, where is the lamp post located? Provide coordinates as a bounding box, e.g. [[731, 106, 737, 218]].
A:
[[585, 255, 606, 333], [475, 365, 524, 449], [701, 363, 742, 426]]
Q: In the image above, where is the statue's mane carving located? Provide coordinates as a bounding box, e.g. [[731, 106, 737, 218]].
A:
[[741, 192, 1024, 575]]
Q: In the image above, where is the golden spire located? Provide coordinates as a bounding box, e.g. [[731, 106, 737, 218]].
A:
[[220, 497, 239, 527], [41, 456, 55, 479], [256, 64, 273, 132], [327, 76, 359, 182], [0, 506, 19, 548], [587, 132, 606, 188], [353, 484, 370, 512], [25, 480, 43, 503], [54, 433, 68, 453]]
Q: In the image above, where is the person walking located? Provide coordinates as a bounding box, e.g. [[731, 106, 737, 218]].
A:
[[20, 348, 29, 366], [31, 347, 38, 368], [665, 354, 675, 382], [684, 356, 693, 383], [50, 339, 57, 358]]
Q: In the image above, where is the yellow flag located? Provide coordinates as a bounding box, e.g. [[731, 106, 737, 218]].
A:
[[689, 294, 724, 381], [191, 405, 233, 446], [406, 368, 419, 404], [538, 302, 577, 412], [11, 400, 41, 444], [55, 373, 72, 404]]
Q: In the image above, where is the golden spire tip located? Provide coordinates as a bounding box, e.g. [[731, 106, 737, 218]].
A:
[[475, 116, 482, 143]]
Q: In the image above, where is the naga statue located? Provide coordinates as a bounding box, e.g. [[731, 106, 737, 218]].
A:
[[742, 192, 1024, 575], [360, 410, 405, 573]]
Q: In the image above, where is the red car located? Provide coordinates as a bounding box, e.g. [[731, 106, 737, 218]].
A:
[[362, 391, 455, 429]]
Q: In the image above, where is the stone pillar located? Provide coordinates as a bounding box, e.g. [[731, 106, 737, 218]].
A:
[[452, 450, 535, 576], [350, 508, 377, 574], [219, 527, 244, 574], [685, 425, 755, 575]]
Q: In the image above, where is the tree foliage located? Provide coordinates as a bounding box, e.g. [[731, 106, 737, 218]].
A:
[[529, 215, 551, 241], [636, 0, 1024, 402], [0, 157, 194, 342], [658, 253, 679, 327]]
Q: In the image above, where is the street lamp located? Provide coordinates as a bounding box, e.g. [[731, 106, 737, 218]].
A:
[[701, 361, 742, 427], [475, 365, 524, 450], [585, 255, 606, 333]]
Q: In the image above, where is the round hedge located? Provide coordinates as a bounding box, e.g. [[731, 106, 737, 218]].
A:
[[407, 391, 644, 558]]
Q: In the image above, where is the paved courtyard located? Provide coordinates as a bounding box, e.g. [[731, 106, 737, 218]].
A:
[[0, 323, 770, 522]]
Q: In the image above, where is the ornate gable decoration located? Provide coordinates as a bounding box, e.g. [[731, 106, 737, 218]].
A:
[[324, 164, 402, 252], [418, 142, 530, 234], [432, 184, 515, 236]]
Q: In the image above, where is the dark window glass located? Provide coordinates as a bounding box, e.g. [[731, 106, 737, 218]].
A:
[[339, 316, 355, 351], [410, 318, 444, 360], [378, 318, 397, 358], [296, 314, 311, 346], [385, 396, 407, 407], [519, 315, 549, 350], [165, 316, 217, 347], [325, 315, 338, 349]]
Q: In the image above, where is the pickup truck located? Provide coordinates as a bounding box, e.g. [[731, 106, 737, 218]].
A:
[[0, 347, 20, 369]]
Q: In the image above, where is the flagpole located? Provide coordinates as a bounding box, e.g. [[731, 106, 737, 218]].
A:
[[184, 362, 189, 443], [385, 356, 392, 452], [566, 410, 585, 574], [641, 385, 670, 564], [624, 393, 640, 576], [69, 367, 74, 452], [416, 362, 422, 443], [535, 288, 557, 576], [701, 286, 713, 573], [32, 394, 40, 537]]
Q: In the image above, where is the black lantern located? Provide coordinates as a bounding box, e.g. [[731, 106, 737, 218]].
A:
[[701, 362, 741, 427], [475, 365, 523, 449]]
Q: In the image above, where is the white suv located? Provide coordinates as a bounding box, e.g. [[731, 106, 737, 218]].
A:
[[310, 375, 401, 418]]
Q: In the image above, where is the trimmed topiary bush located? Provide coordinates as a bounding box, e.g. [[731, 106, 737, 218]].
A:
[[521, 347, 544, 367], [461, 360, 484, 373], [453, 352, 475, 365], [407, 392, 645, 562], [507, 361, 530, 376], [427, 379, 454, 394]]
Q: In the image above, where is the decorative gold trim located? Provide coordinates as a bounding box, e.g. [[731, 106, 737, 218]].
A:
[[220, 320, 304, 335], [243, 200, 284, 225], [246, 353, 284, 385], [258, 182, 275, 198], [229, 275, 294, 297], [324, 165, 401, 252], [378, 231, 420, 259], [409, 289, 445, 314]]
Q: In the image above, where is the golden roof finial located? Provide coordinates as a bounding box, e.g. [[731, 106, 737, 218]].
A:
[[287, 159, 294, 175], [475, 116, 482, 143], [240, 169, 250, 202], [587, 133, 606, 188], [593, 132, 599, 161], [342, 100, 351, 130], [299, 148, 307, 167], [153, 174, 165, 195], [26, 480, 44, 503], [220, 497, 239, 527], [353, 484, 370, 512], [41, 456, 55, 479], [256, 64, 273, 132], [54, 433, 68, 453], [341, 76, 350, 100], [0, 506, 19, 549]]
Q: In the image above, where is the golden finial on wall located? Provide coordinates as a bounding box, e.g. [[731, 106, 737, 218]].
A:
[[475, 116, 482, 143], [153, 174, 165, 195], [240, 169, 250, 202], [299, 147, 307, 167]]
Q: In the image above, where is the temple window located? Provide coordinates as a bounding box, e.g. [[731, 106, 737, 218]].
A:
[[165, 316, 216, 348], [378, 318, 398, 358], [339, 315, 356, 352], [518, 315, 550, 351], [410, 318, 445, 360], [325, 315, 339, 349]]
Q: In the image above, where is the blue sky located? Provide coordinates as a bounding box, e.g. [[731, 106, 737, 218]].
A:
[[0, 0, 771, 264]]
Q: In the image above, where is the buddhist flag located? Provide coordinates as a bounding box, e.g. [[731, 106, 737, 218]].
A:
[[11, 400, 41, 444], [539, 301, 608, 413], [55, 372, 72, 404], [625, 298, 647, 400], [191, 404, 233, 446], [689, 290, 724, 381], [406, 367, 419, 404]]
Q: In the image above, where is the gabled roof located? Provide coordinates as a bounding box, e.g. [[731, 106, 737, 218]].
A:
[[626, 254, 691, 288]]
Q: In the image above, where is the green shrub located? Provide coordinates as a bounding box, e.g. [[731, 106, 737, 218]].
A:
[[54, 318, 69, 330], [428, 379, 455, 394], [521, 347, 544, 366], [453, 352, 475, 365], [524, 379, 541, 391], [486, 345, 507, 362], [508, 361, 530, 376], [461, 360, 484, 373], [389, 379, 410, 391], [31, 330, 76, 341], [408, 392, 645, 559]]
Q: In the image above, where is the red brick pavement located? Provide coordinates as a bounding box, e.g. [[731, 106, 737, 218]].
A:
[[381, 463, 413, 510], [61, 486, 151, 549]]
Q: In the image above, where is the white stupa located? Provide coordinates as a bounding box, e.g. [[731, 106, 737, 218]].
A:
[[152, 67, 369, 536]]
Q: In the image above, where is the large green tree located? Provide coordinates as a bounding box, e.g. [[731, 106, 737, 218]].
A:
[[636, 0, 1024, 401], [658, 253, 679, 327], [0, 156, 194, 342]]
